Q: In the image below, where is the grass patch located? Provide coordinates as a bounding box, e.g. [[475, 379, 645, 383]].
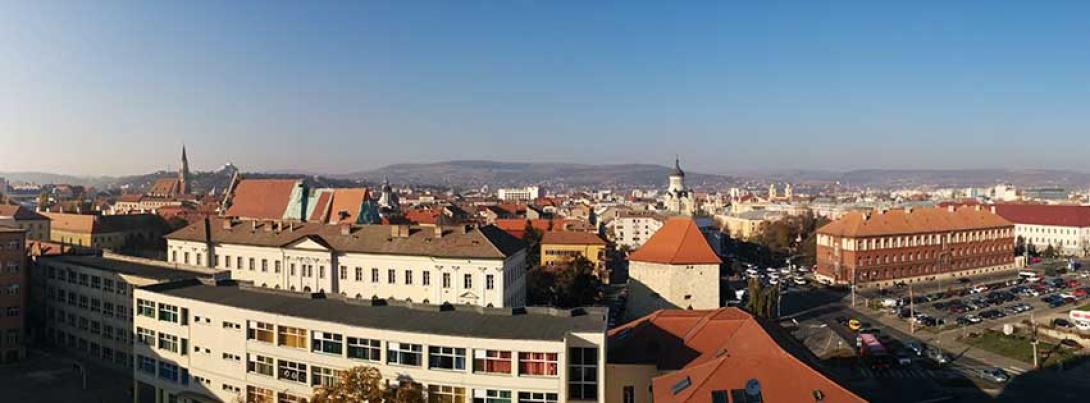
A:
[[963, 330, 1080, 367], [1077, 303, 1090, 312]]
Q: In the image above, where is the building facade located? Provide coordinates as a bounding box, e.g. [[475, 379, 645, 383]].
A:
[[42, 212, 166, 250], [166, 219, 528, 308], [497, 187, 544, 202], [606, 212, 665, 250], [626, 217, 722, 320], [815, 206, 1016, 288], [993, 204, 1090, 257], [0, 205, 51, 241], [29, 253, 225, 372], [132, 278, 606, 403], [540, 232, 608, 271], [0, 227, 26, 363]]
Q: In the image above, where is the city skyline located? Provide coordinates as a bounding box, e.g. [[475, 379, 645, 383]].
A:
[[5, 2, 1090, 176]]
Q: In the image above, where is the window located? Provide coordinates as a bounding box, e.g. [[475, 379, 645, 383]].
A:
[[236, 256, 242, 270], [248, 321, 275, 343], [443, 273, 451, 288], [137, 355, 156, 374], [311, 365, 341, 387], [103, 302, 114, 317], [387, 342, 423, 366], [248, 354, 274, 376], [158, 333, 179, 353], [474, 390, 512, 403], [225, 255, 232, 268], [78, 295, 88, 309], [278, 325, 307, 349], [474, 350, 512, 374], [388, 269, 396, 284], [372, 268, 379, 282], [428, 346, 466, 370], [136, 327, 155, 345], [347, 337, 382, 361], [249, 258, 255, 271], [486, 275, 495, 290], [622, 386, 635, 403], [428, 385, 466, 403], [90, 276, 101, 289], [405, 270, 413, 285], [247, 386, 273, 403], [355, 267, 363, 281], [158, 303, 179, 323], [516, 392, 557, 403], [274, 261, 281, 273], [340, 266, 347, 280], [423, 271, 431, 286], [90, 298, 100, 313], [518, 352, 558, 376], [158, 361, 179, 383], [311, 331, 343, 355], [261, 259, 268, 272], [568, 347, 598, 400], [277, 359, 307, 383], [464, 274, 473, 289]]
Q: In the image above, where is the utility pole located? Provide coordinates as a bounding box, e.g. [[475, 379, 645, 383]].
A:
[[1030, 313, 1040, 369], [909, 282, 915, 335]]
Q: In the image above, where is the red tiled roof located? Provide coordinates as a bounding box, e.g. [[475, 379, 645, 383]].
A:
[[0, 204, 49, 221], [148, 178, 180, 195], [308, 191, 334, 222], [993, 203, 1090, 227], [609, 308, 866, 403], [327, 188, 370, 224], [541, 231, 606, 246], [404, 209, 442, 225], [493, 218, 582, 239], [818, 206, 1012, 238], [224, 179, 300, 220], [628, 217, 721, 265]]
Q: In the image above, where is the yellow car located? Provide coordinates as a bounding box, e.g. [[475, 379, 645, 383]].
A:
[[848, 319, 862, 331]]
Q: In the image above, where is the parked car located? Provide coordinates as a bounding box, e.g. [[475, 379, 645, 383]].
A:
[[1060, 339, 1082, 349], [978, 368, 1010, 383], [1054, 318, 1075, 329], [926, 348, 949, 365]]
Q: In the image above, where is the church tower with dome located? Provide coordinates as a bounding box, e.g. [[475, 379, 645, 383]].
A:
[[662, 157, 696, 215]]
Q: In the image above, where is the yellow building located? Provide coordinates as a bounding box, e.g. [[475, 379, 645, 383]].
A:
[[540, 231, 608, 270], [42, 212, 165, 250]]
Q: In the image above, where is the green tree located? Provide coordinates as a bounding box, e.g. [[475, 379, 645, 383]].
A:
[[1044, 244, 1057, 259], [745, 278, 765, 315], [553, 256, 602, 308], [311, 366, 386, 403], [1014, 236, 1026, 256], [523, 221, 543, 268]]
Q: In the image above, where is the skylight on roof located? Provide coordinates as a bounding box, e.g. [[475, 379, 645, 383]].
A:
[[671, 376, 692, 395]]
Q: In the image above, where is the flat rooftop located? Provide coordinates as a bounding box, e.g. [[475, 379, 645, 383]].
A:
[[143, 279, 607, 341], [41, 254, 224, 282]]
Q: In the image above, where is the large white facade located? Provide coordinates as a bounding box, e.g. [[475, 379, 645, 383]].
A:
[[1014, 224, 1090, 256], [606, 214, 664, 250], [132, 279, 606, 403], [166, 221, 528, 308]]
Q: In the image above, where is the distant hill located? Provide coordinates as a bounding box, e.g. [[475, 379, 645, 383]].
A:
[[338, 160, 739, 189], [828, 169, 1090, 189], [0, 171, 115, 188]]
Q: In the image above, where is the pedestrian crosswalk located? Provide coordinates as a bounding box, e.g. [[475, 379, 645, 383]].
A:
[[858, 366, 935, 379]]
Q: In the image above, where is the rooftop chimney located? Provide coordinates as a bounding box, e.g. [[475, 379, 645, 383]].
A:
[[947, 205, 956, 213], [341, 224, 352, 236], [390, 224, 410, 238], [434, 225, 444, 238], [222, 219, 233, 230]]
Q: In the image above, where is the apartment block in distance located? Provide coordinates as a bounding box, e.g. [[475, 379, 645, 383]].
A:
[[0, 204, 51, 241], [0, 227, 26, 363], [816, 206, 1016, 288], [165, 218, 528, 308], [30, 253, 226, 372], [133, 278, 606, 403]]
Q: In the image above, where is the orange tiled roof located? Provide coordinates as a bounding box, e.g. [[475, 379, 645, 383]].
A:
[[328, 188, 370, 224], [818, 206, 1011, 238], [541, 231, 606, 246], [224, 179, 300, 220], [628, 217, 721, 265], [609, 308, 866, 403]]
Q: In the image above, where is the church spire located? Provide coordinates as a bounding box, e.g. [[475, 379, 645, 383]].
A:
[[179, 145, 191, 195], [670, 155, 685, 177]]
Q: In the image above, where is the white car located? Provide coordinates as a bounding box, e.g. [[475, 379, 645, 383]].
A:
[[792, 277, 807, 286], [780, 267, 793, 275]]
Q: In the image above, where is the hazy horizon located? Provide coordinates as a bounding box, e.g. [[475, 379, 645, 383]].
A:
[[5, 2, 1090, 176]]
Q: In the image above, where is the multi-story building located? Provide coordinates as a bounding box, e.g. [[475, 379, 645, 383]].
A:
[[0, 205, 51, 241], [992, 204, 1090, 257], [815, 206, 1016, 288], [497, 186, 543, 202], [30, 253, 225, 372], [626, 217, 722, 320], [42, 212, 166, 250], [0, 227, 26, 363], [540, 232, 608, 271], [133, 278, 607, 403], [606, 211, 666, 250], [715, 210, 786, 241], [165, 218, 528, 308]]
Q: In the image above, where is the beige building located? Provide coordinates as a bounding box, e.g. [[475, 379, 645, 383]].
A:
[[30, 253, 225, 373], [133, 278, 606, 403], [605, 211, 666, 250], [626, 217, 722, 320], [166, 218, 529, 308], [0, 205, 51, 241], [716, 210, 786, 241], [42, 212, 166, 250]]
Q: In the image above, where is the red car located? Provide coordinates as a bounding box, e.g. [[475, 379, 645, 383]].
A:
[[1068, 279, 1081, 288], [1076, 288, 1090, 298]]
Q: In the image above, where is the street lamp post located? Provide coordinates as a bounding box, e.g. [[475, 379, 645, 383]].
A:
[[909, 282, 915, 335]]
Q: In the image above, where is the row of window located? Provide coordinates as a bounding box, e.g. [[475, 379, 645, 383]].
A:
[[50, 287, 129, 321], [50, 328, 131, 369], [137, 354, 190, 386], [136, 299, 188, 325], [246, 321, 575, 377], [47, 266, 127, 295], [51, 308, 131, 344]]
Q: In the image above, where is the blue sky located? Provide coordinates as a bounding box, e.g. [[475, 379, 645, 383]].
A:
[[3, 1, 1090, 176]]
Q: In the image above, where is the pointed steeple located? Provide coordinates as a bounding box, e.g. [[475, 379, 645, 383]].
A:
[[178, 145, 191, 195], [670, 155, 685, 177]]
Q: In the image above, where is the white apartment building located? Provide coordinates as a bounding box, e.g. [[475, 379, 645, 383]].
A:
[[132, 278, 606, 403], [29, 253, 225, 373], [497, 186, 543, 202], [605, 212, 665, 250], [166, 219, 528, 308]]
